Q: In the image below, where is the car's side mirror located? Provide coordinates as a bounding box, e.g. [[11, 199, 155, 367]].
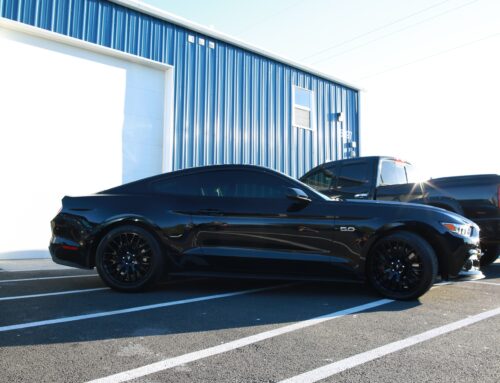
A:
[[286, 187, 312, 203]]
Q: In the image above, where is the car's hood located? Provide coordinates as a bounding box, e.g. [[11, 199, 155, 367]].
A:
[[339, 199, 476, 226]]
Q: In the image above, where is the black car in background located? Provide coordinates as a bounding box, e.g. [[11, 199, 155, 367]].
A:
[[300, 156, 500, 266], [50, 165, 481, 300]]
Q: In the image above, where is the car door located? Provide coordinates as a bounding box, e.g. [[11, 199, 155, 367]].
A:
[[188, 168, 348, 276]]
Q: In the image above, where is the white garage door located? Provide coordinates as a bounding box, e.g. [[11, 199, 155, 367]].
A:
[[0, 26, 168, 258]]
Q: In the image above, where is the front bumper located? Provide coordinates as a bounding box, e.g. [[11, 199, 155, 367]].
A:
[[453, 249, 484, 280], [439, 231, 482, 278], [461, 249, 481, 271]]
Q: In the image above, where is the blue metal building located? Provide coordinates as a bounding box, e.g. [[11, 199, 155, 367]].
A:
[[0, 0, 359, 179]]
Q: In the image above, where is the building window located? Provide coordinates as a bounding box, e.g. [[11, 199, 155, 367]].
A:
[[293, 86, 314, 130]]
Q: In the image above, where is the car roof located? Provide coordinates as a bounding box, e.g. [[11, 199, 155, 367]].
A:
[[99, 164, 289, 194]]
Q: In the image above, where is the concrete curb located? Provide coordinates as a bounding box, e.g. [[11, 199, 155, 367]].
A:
[[0, 250, 51, 260], [0, 258, 72, 272]]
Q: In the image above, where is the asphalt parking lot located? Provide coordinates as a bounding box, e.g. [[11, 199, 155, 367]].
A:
[[0, 262, 499, 383]]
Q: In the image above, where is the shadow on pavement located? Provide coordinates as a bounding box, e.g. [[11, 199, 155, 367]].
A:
[[0, 277, 423, 348]]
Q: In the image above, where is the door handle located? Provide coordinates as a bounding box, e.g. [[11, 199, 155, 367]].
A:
[[354, 193, 368, 198]]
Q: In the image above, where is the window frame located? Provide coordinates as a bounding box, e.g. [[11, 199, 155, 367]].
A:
[[292, 85, 315, 131]]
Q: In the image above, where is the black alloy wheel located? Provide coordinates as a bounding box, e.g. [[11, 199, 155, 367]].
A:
[[480, 245, 500, 267], [96, 225, 164, 291], [367, 231, 438, 300]]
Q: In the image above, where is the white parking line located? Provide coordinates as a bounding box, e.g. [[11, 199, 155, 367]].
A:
[[0, 287, 110, 301], [85, 298, 393, 383], [278, 306, 500, 383], [0, 277, 207, 302], [0, 274, 98, 283], [0, 283, 295, 333]]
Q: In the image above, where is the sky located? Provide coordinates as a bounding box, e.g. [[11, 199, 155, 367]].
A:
[[141, 0, 499, 179]]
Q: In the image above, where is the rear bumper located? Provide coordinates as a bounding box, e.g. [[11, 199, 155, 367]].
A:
[[49, 214, 94, 269], [49, 240, 93, 269]]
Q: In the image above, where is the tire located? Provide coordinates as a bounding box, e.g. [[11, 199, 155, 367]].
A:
[[367, 231, 438, 300], [95, 225, 164, 292], [480, 245, 500, 267]]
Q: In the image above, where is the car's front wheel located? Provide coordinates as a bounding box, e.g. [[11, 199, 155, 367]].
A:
[[95, 225, 164, 291], [367, 231, 438, 300]]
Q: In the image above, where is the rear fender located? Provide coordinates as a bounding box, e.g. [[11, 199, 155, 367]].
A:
[[88, 215, 176, 269]]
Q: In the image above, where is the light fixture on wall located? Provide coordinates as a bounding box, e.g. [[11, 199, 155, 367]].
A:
[[336, 112, 345, 123]]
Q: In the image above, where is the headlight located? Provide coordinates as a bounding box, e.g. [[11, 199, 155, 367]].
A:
[[441, 222, 472, 237]]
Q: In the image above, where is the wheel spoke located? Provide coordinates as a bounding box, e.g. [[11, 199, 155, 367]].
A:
[[371, 239, 423, 293], [101, 231, 154, 286]]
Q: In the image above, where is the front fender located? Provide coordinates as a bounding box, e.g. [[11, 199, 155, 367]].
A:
[[357, 221, 447, 278], [412, 197, 464, 215]]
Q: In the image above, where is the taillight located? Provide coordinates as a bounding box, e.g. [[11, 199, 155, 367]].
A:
[[62, 245, 79, 251]]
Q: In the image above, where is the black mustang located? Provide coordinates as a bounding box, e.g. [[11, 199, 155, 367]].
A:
[[50, 165, 481, 300]]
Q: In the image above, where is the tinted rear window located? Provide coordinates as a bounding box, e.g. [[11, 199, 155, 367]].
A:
[[337, 163, 369, 188], [379, 160, 408, 186]]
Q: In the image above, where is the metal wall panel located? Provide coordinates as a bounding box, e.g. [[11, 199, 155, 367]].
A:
[[1, 0, 359, 178]]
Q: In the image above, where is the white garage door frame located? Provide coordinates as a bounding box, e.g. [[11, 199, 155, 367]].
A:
[[0, 16, 175, 175], [0, 17, 175, 259]]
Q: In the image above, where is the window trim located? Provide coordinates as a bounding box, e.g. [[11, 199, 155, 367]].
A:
[[292, 85, 315, 131]]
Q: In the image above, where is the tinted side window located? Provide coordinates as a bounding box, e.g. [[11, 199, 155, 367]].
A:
[[301, 167, 335, 192], [379, 160, 408, 186], [151, 170, 290, 199], [151, 173, 217, 196], [337, 163, 369, 189]]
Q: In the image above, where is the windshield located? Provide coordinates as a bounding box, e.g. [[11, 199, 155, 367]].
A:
[[279, 170, 332, 201]]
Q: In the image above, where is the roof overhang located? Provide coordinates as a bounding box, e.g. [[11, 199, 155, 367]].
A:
[[110, 0, 361, 91]]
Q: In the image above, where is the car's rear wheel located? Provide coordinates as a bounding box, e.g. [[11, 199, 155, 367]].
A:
[[480, 245, 499, 267], [367, 231, 438, 300], [95, 225, 164, 291]]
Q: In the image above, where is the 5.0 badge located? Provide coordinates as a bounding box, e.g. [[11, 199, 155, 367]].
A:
[[340, 226, 356, 232]]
